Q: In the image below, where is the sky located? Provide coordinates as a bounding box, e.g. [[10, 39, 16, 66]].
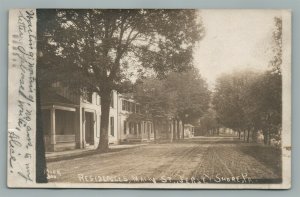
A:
[[194, 10, 283, 88]]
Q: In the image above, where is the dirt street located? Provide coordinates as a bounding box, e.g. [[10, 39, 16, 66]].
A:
[[47, 136, 281, 184]]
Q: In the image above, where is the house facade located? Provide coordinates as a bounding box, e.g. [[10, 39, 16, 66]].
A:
[[41, 84, 154, 152], [41, 83, 119, 152], [118, 95, 154, 143]]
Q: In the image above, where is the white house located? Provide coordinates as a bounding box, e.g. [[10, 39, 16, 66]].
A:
[[41, 83, 155, 152], [41, 83, 119, 152], [117, 95, 154, 143], [184, 124, 195, 138]]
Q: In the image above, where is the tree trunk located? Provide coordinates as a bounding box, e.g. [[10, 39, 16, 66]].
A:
[[173, 119, 177, 141], [252, 128, 257, 143], [182, 122, 185, 139], [267, 130, 271, 145], [166, 121, 169, 140], [238, 130, 241, 139], [247, 129, 250, 143], [153, 119, 157, 143], [243, 130, 246, 141], [36, 82, 48, 183], [263, 130, 268, 145], [177, 120, 180, 140], [98, 91, 110, 152], [169, 121, 173, 142]]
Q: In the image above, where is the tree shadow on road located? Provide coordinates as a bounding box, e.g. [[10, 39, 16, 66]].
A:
[[239, 144, 282, 179]]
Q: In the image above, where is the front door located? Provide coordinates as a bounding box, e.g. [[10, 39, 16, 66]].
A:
[[85, 112, 94, 146]]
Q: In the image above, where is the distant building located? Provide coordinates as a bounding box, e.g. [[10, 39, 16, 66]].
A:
[[184, 124, 195, 138]]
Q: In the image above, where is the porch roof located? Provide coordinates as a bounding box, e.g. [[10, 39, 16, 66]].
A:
[[40, 91, 79, 111], [41, 104, 77, 112]]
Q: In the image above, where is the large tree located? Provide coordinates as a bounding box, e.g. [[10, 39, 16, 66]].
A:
[[199, 107, 219, 136], [269, 17, 282, 75], [247, 71, 282, 144], [212, 70, 259, 140], [164, 69, 210, 138], [133, 69, 210, 140], [213, 69, 282, 144], [133, 77, 177, 141], [37, 9, 203, 151]]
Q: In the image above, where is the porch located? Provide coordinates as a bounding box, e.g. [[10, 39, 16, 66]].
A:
[[42, 104, 78, 152], [122, 120, 154, 143]]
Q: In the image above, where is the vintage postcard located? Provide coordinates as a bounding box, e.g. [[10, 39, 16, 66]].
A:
[[7, 9, 291, 189]]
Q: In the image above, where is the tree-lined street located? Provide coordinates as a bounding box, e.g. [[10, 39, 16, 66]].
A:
[[37, 10, 284, 184], [47, 136, 281, 183]]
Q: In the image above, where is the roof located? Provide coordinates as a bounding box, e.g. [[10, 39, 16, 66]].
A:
[[40, 89, 78, 107]]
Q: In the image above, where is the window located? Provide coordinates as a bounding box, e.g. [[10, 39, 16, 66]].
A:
[[126, 101, 130, 111], [130, 102, 135, 112], [87, 92, 93, 103], [123, 121, 127, 134], [110, 91, 114, 108], [124, 101, 127, 111], [122, 100, 126, 110], [110, 117, 114, 136]]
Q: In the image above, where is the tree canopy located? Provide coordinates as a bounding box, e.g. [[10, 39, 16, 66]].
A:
[[211, 16, 283, 144], [37, 9, 204, 151], [212, 69, 282, 144], [133, 69, 210, 130], [164, 69, 210, 123], [37, 9, 204, 92]]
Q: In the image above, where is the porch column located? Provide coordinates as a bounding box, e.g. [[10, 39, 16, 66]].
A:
[[141, 121, 145, 138], [139, 122, 142, 137], [147, 122, 150, 140], [50, 108, 56, 145], [93, 112, 96, 146], [82, 108, 86, 148], [126, 121, 129, 135], [75, 107, 83, 149]]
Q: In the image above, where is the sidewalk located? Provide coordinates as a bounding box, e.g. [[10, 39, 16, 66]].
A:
[[46, 143, 148, 162]]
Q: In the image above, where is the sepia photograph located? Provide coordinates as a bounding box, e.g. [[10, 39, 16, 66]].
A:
[[7, 9, 291, 189]]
